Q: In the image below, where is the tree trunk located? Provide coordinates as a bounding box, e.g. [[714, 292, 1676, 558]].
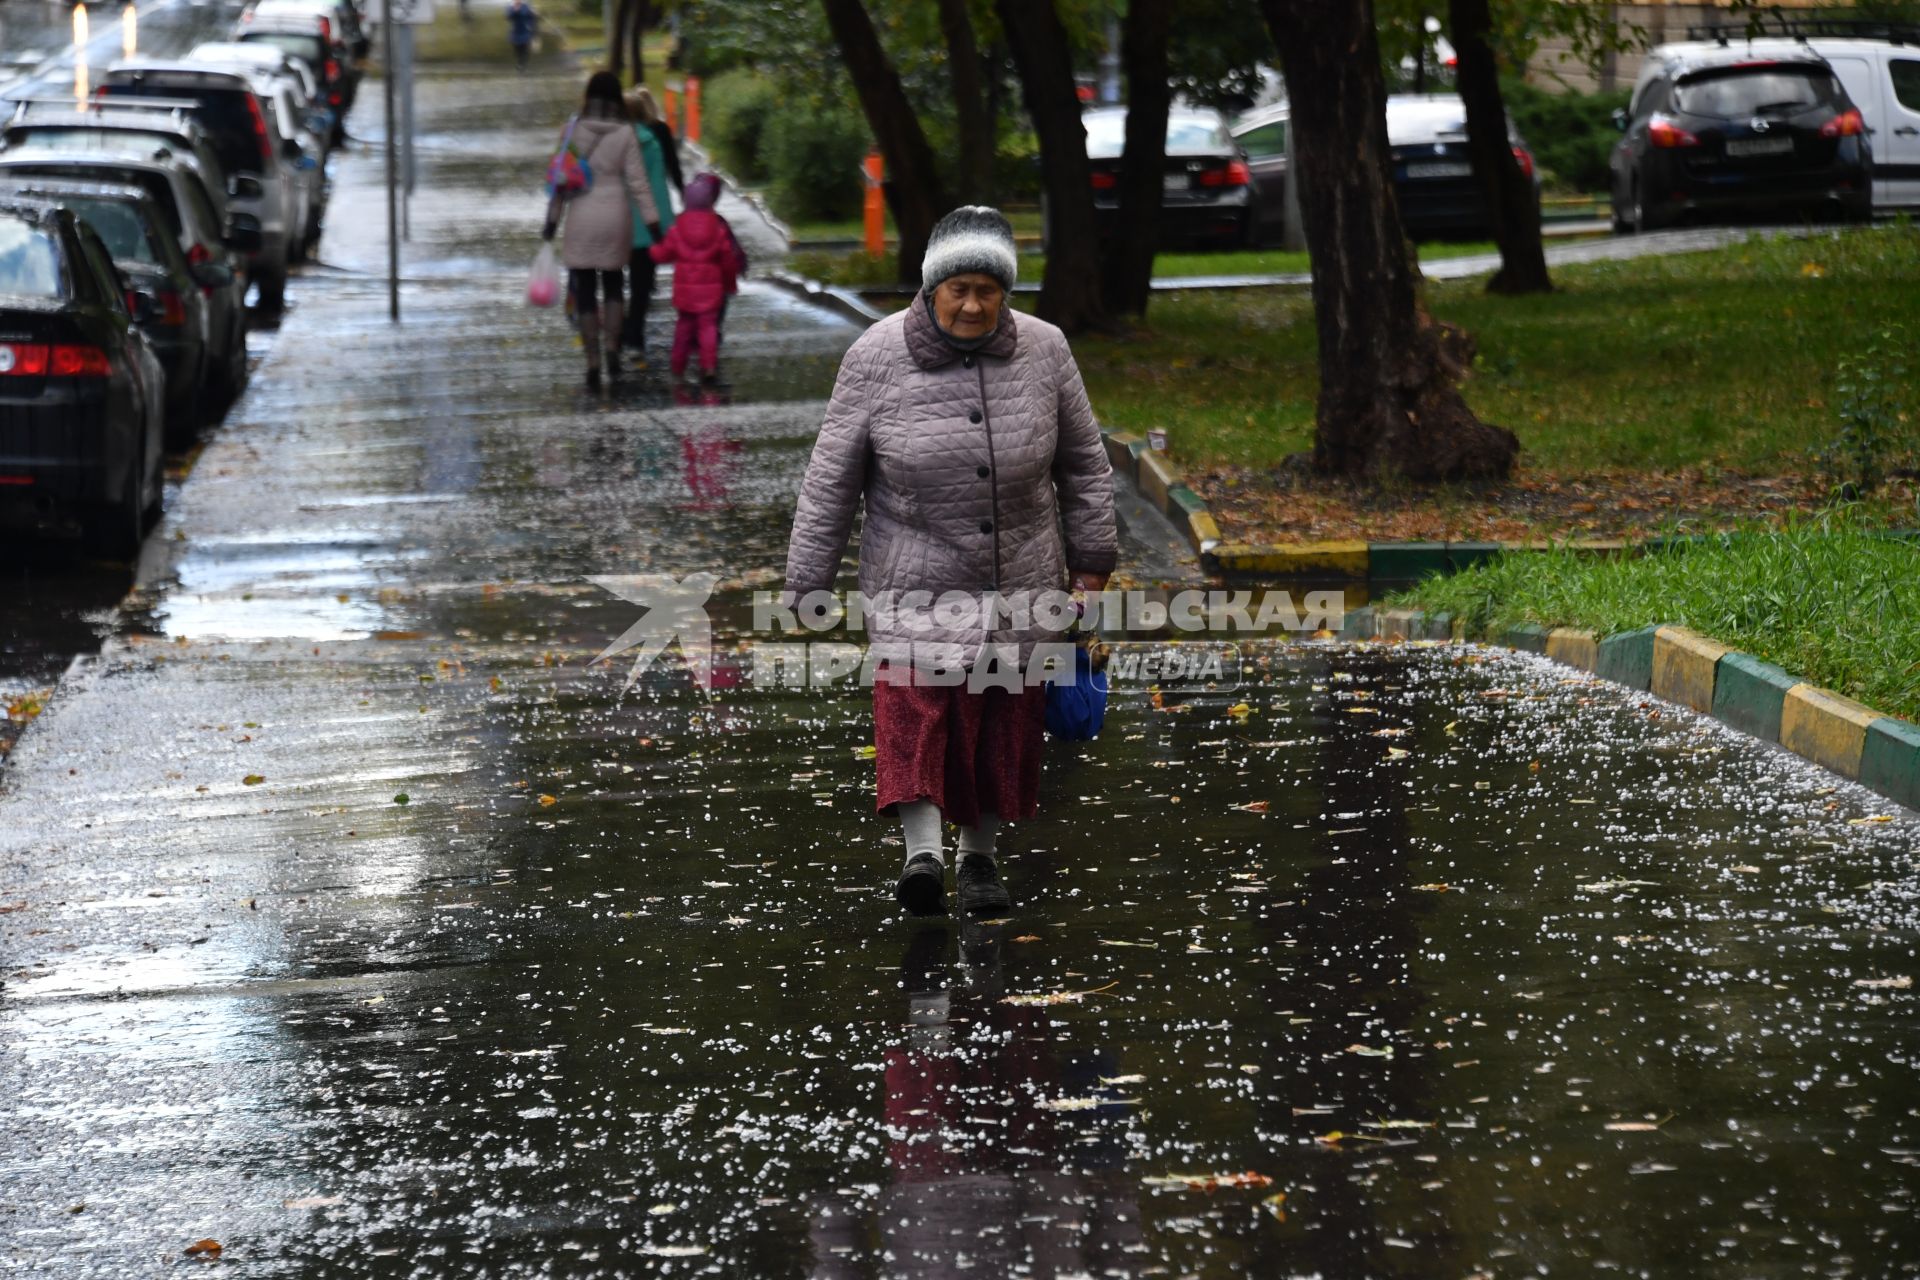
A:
[[820, 0, 950, 284], [1448, 0, 1552, 294], [627, 0, 650, 93], [935, 0, 994, 202], [1258, 0, 1518, 482], [608, 0, 632, 77], [995, 0, 1109, 333], [1103, 0, 1171, 317]]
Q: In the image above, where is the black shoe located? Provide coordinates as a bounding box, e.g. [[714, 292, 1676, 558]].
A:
[[606, 351, 621, 379], [956, 854, 1011, 917], [894, 853, 946, 917], [585, 367, 601, 392]]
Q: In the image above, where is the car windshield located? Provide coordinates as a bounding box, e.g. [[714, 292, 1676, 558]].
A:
[[242, 33, 327, 67], [0, 214, 62, 298], [1675, 66, 1840, 117], [3, 127, 184, 155], [102, 83, 263, 176], [1083, 114, 1227, 159], [60, 198, 160, 264]]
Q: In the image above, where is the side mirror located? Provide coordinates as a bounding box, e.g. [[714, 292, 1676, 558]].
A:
[[1611, 107, 1629, 133], [228, 173, 265, 201], [224, 215, 265, 253], [128, 290, 158, 324], [281, 137, 303, 160]]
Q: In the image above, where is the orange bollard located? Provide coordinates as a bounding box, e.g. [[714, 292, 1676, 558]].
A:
[[685, 75, 702, 144], [664, 86, 680, 135], [862, 149, 885, 258]]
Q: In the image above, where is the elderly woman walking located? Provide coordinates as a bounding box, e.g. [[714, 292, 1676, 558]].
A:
[[542, 71, 661, 391], [783, 207, 1118, 919]]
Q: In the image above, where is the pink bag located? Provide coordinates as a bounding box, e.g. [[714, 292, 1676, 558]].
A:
[[527, 243, 559, 308]]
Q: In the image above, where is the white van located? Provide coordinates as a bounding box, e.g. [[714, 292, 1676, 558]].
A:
[[1656, 25, 1920, 210]]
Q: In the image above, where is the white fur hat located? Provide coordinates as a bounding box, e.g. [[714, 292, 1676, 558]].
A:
[[920, 205, 1018, 292]]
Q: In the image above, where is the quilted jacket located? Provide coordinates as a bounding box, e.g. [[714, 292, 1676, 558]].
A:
[[784, 293, 1118, 669], [648, 209, 738, 315], [547, 106, 660, 272]]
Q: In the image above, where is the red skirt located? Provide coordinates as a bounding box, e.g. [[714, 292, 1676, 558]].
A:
[[873, 680, 1047, 827]]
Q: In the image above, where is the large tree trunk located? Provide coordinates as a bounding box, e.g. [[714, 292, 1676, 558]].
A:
[[995, 0, 1108, 333], [1259, 0, 1518, 481], [820, 0, 950, 284], [1449, 0, 1552, 294], [608, 0, 633, 77], [935, 0, 994, 202], [1103, 0, 1171, 317]]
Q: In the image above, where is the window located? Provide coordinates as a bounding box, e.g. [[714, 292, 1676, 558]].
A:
[[181, 176, 222, 245], [0, 215, 62, 298], [1237, 121, 1288, 159], [1674, 67, 1840, 118], [75, 226, 126, 316], [1893, 59, 1920, 113], [61, 199, 161, 265]]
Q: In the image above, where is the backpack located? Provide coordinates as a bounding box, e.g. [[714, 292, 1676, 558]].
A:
[[545, 117, 593, 200]]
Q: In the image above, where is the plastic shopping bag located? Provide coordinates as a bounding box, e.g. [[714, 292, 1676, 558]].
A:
[[527, 243, 560, 308]]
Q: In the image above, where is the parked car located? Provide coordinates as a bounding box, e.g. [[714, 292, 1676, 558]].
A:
[[1052, 106, 1253, 250], [0, 197, 166, 557], [1667, 22, 1918, 212], [234, 18, 355, 144], [98, 60, 301, 305], [184, 44, 330, 255], [0, 177, 218, 441], [0, 145, 253, 411], [187, 40, 334, 158], [240, 0, 366, 133], [1233, 95, 1539, 244], [1611, 46, 1873, 232]]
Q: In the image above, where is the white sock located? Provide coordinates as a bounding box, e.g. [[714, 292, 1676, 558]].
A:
[[898, 799, 944, 867], [957, 811, 1000, 862]]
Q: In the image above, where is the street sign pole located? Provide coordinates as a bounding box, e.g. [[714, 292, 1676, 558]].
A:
[[384, 7, 399, 320]]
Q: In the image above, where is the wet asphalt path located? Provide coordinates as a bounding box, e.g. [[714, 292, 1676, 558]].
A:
[[3, 22, 1920, 1280]]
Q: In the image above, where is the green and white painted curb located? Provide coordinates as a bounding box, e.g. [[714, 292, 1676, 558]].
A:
[[1337, 610, 1920, 812]]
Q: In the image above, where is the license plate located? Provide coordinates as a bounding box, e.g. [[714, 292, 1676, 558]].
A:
[[1726, 136, 1793, 157], [1405, 161, 1472, 179], [1163, 173, 1189, 192]]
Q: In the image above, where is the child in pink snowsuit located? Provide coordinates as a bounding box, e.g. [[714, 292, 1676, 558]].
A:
[[649, 172, 743, 381]]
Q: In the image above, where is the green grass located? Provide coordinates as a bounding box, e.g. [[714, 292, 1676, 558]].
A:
[[1070, 224, 1920, 473], [1386, 515, 1920, 721]]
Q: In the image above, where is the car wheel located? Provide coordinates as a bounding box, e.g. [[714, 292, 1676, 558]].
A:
[[1629, 178, 1649, 236], [256, 268, 287, 310], [85, 461, 147, 562], [166, 374, 205, 452]]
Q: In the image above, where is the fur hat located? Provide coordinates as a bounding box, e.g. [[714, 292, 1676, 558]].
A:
[[921, 205, 1017, 292], [685, 172, 722, 211]]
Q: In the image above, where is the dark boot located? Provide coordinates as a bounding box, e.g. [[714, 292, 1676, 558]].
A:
[[894, 853, 946, 917], [956, 854, 1011, 917]]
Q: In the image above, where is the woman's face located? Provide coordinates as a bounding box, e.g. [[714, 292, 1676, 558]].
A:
[[932, 273, 1003, 341]]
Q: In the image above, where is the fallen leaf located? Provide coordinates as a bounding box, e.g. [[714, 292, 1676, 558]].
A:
[[1854, 975, 1912, 990], [1345, 1043, 1394, 1058], [1232, 800, 1271, 813], [183, 1239, 223, 1258], [1142, 1171, 1274, 1191], [1011, 934, 1042, 943], [392, 793, 410, 805], [1577, 878, 1658, 894], [1227, 702, 1253, 720], [1444, 720, 1459, 736], [852, 744, 877, 759], [1100, 1073, 1146, 1085], [242, 774, 265, 786], [1039, 1095, 1141, 1111], [1385, 746, 1411, 760], [1848, 815, 1894, 825], [1364, 1119, 1436, 1130], [1413, 883, 1452, 893], [537, 794, 557, 807], [1002, 981, 1120, 1006]]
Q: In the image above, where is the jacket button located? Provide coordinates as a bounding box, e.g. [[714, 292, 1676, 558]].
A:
[[968, 410, 982, 424], [977, 465, 990, 478], [962, 355, 975, 368], [979, 520, 993, 534]]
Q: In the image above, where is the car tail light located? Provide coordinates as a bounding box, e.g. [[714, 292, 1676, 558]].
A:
[[1821, 109, 1865, 138], [1197, 160, 1250, 188], [50, 345, 112, 376], [1648, 116, 1700, 148], [1090, 170, 1117, 190], [1512, 146, 1535, 178], [318, 16, 331, 43], [187, 242, 212, 266], [155, 290, 188, 325], [329, 91, 343, 106], [0, 343, 50, 376], [247, 92, 273, 165], [325, 59, 340, 82]]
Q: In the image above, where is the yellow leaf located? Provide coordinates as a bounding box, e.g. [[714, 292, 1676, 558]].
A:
[[537, 794, 557, 807], [242, 774, 266, 786], [852, 744, 878, 759]]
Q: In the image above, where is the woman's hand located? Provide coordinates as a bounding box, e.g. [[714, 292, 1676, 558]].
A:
[[1069, 571, 1110, 594]]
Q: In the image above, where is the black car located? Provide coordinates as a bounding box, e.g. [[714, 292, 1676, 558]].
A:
[[0, 179, 222, 442], [1063, 106, 1254, 250], [1611, 48, 1873, 232], [0, 149, 253, 414], [0, 199, 166, 557]]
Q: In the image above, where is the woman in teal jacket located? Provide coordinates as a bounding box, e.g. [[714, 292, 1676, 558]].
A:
[[622, 88, 680, 354]]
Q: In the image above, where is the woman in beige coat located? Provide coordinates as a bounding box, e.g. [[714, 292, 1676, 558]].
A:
[[542, 71, 661, 390], [784, 207, 1117, 920]]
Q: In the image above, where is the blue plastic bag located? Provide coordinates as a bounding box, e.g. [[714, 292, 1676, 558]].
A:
[[1044, 643, 1108, 741]]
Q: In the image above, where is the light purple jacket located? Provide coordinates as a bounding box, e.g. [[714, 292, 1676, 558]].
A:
[[783, 294, 1118, 669]]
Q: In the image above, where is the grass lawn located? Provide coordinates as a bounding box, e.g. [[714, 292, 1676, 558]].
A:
[[1072, 224, 1920, 475], [1386, 517, 1920, 722]]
